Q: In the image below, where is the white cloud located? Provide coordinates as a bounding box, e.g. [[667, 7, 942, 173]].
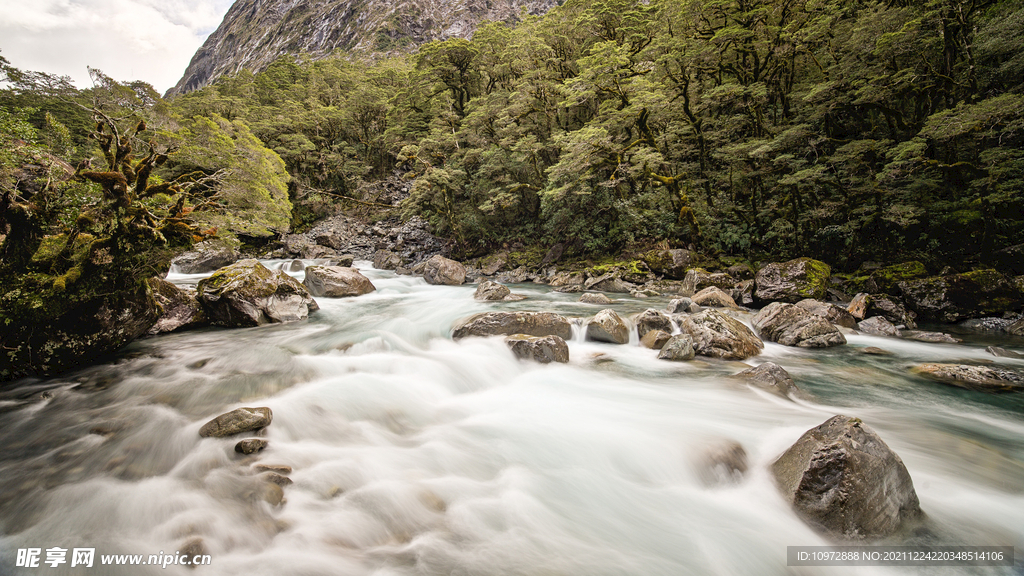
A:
[[0, 0, 234, 93]]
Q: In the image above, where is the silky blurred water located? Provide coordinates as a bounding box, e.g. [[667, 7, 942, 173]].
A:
[[0, 261, 1021, 575]]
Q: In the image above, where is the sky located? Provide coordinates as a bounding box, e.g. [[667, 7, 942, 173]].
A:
[[0, 0, 235, 93]]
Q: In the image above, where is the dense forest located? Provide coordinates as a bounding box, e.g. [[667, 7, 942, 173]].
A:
[[6, 0, 1024, 268], [163, 0, 1024, 269], [1, 0, 1023, 376]]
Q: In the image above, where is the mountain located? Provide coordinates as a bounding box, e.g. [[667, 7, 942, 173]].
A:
[[168, 0, 560, 95]]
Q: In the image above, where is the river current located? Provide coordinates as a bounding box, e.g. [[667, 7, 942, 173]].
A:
[[0, 260, 1022, 575]]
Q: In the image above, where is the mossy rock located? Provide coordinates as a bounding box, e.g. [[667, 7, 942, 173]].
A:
[[1, 281, 160, 381], [754, 258, 831, 304], [506, 247, 547, 269], [848, 261, 928, 296], [899, 269, 1023, 322], [586, 260, 652, 284], [197, 259, 319, 326]]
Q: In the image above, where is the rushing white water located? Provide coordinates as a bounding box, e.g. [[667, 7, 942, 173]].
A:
[[0, 260, 1022, 576]]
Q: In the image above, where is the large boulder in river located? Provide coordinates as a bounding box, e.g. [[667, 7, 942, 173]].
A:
[[912, 364, 1024, 393], [640, 330, 672, 350], [505, 334, 569, 364], [633, 309, 673, 339], [199, 407, 273, 437], [453, 311, 573, 340], [682, 268, 736, 295], [657, 334, 695, 361], [733, 362, 800, 398], [579, 292, 613, 304], [303, 266, 376, 298], [675, 309, 764, 360], [197, 260, 319, 327], [692, 286, 738, 308], [795, 299, 857, 329], [170, 244, 239, 274], [752, 302, 846, 348], [146, 277, 207, 335], [586, 309, 630, 344], [643, 249, 695, 280], [846, 293, 916, 327], [771, 415, 923, 540], [857, 316, 901, 337], [755, 258, 831, 303], [423, 255, 466, 285], [475, 280, 509, 300], [899, 270, 1022, 322]]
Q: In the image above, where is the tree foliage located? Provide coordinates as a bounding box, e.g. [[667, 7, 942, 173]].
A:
[[165, 0, 1023, 267]]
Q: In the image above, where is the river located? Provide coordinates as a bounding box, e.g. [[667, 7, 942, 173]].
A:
[[0, 260, 1022, 575]]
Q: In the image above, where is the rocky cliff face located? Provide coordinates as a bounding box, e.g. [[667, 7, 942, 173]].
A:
[[169, 0, 559, 95]]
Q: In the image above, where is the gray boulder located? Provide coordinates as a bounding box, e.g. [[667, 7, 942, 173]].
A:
[[657, 334, 696, 361], [733, 279, 755, 307], [752, 302, 846, 348], [899, 270, 1022, 323], [330, 254, 356, 267], [682, 268, 736, 295], [755, 258, 831, 303], [505, 334, 570, 364], [199, 407, 273, 438], [987, 346, 1024, 359], [667, 298, 693, 314], [475, 280, 514, 301], [676, 309, 764, 360], [633, 309, 673, 339], [197, 260, 319, 327], [771, 415, 923, 540], [170, 245, 239, 274], [146, 278, 207, 335], [1011, 318, 1024, 336], [579, 292, 613, 305], [858, 316, 900, 337], [733, 362, 800, 398], [912, 364, 1024, 393], [235, 438, 268, 454], [640, 330, 672, 350], [453, 312, 573, 340], [902, 331, 960, 344], [586, 309, 630, 344], [692, 286, 738, 308], [303, 266, 376, 298], [423, 255, 466, 285], [795, 299, 858, 329]]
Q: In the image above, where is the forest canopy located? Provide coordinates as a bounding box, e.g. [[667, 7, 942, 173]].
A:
[[5, 0, 1024, 273]]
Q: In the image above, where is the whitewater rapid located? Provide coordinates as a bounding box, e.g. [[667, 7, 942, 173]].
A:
[[0, 261, 1021, 575]]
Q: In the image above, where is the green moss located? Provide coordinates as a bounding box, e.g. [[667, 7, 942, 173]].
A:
[[506, 247, 547, 269], [870, 261, 928, 294], [588, 260, 645, 276]]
